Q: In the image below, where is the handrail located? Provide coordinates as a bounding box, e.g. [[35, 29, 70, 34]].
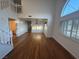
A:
[[0, 29, 10, 35]]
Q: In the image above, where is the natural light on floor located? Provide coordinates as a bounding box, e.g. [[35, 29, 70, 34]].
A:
[[33, 34, 42, 41]]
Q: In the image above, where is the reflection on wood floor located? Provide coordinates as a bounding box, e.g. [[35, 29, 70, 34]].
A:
[[4, 33, 75, 59]]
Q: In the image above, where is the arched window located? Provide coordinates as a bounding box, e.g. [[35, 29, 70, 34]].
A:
[[61, 0, 79, 17]]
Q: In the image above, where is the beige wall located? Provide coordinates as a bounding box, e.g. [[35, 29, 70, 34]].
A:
[[9, 19, 16, 33]]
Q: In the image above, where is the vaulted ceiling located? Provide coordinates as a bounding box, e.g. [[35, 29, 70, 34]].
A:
[[19, 0, 56, 19]]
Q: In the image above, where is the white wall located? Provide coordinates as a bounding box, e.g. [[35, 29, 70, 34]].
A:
[[16, 19, 28, 36], [0, 7, 17, 59], [51, 0, 79, 58], [21, 0, 54, 18]]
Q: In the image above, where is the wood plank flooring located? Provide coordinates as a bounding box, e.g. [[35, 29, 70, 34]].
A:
[[3, 33, 75, 59], [13, 33, 28, 48]]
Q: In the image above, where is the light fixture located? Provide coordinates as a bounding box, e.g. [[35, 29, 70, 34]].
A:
[[28, 15, 32, 17]]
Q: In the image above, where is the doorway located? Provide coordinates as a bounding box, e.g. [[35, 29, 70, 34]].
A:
[[27, 21, 32, 33], [9, 18, 16, 39]]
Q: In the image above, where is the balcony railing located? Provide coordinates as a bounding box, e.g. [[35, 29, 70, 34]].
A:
[[0, 0, 22, 13]]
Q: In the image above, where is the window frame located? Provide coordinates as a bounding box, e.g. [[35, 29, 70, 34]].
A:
[[61, 18, 79, 43]]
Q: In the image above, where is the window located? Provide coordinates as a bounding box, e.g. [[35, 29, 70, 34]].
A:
[[61, 19, 79, 41], [61, 0, 79, 16], [44, 24, 47, 31], [71, 20, 78, 38], [61, 20, 72, 37], [66, 20, 72, 37], [32, 25, 43, 32], [63, 21, 68, 35], [76, 24, 79, 39]]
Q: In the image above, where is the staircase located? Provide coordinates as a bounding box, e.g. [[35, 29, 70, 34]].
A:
[[0, 29, 13, 59], [0, 0, 22, 59]]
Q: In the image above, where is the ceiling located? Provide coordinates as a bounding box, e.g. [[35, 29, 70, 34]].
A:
[[19, 0, 56, 20]]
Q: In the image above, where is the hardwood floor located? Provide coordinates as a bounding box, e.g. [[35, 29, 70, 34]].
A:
[[13, 33, 29, 48], [3, 33, 75, 59]]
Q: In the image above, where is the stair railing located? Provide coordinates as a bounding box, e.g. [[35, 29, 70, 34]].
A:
[[0, 29, 12, 45]]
